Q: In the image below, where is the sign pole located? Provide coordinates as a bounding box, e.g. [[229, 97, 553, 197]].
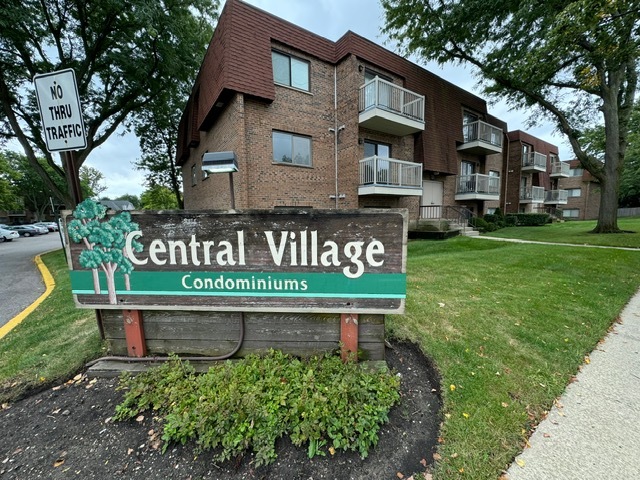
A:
[[64, 150, 83, 205], [340, 313, 359, 362]]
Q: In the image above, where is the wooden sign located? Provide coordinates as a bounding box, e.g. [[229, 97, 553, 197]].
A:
[[64, 207, 407, 313]]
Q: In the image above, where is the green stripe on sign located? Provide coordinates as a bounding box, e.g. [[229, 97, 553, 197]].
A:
[[69, 271, 406, 299]]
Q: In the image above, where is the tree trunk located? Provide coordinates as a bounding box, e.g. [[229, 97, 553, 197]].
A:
[[594, 175, 620, 233], [592, 71, 624, 233]]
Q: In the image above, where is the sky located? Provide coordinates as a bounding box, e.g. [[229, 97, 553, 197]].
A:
[[86, 0, 573, 199]]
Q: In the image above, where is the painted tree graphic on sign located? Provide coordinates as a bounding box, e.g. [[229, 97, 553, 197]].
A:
[[68, 199, 142, 305]]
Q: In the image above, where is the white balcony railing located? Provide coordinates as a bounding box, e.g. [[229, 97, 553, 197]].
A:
[[550, 161, 570, 177], [455, 174, 500, 196], [545, 189, 569, 204], [359, 156, 422, 189], [522, 152, 547, 170], [359, 77, 425, 123], [520, 186, 545, 203], [462, 120, 503, 148]]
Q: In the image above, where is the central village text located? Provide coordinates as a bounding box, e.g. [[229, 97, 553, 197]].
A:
[[124, 230, 386, 279]]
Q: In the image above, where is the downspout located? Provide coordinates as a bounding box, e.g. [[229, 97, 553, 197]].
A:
[[503, 132, 510, 213], [334, 65, 339, 209]]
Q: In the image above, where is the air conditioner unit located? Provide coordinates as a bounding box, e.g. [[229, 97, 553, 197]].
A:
[[202, 151, 238, 173]]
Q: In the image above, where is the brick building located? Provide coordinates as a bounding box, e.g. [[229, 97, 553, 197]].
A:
[[502, 130, 570, 216], [178, 0, 578, 224], [557, 160, 601, 220]]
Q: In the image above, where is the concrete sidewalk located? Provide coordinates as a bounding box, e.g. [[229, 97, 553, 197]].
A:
[[474, 235, 640, 251], [506, 288, 640, 479]]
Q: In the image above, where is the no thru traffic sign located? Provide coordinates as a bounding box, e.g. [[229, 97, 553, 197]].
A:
[[33, 68, 87, 152]]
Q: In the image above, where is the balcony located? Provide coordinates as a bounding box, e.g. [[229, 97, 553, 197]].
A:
[[520, 186, 545, 203], [358, 77, 425, 136], [457, 120, 503, 155], [455, 174, 501, 201], [550, 161, 570, 178], [358, 156, 422, 196], [522, 152, 547, 172], [545, 189, 568, 205]]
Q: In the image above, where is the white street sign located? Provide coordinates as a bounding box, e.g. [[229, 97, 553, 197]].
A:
[[33, 68, 87, 152]]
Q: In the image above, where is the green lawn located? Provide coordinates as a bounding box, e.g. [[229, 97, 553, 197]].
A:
[[388, 236, 640, 478], [483, 217, 640, 248], [2, 227, 640, 480]]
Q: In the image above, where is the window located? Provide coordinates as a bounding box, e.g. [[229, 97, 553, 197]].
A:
[[364, 140, 391, 158], [567, 188, 581, 197], [462, 111, 479, 142], [563, 209, 580, 218], [570, 167, 584, 177], [489, 170, 500, 177], [273, 131, 312, 166], [460, 161, 475, 176], [191, 164, 197, 186], [272, 51, 309, 91], [463, 111, 478, 125]]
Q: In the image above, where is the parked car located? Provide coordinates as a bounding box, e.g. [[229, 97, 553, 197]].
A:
[[33, 221, 59, 232], [27, 224, 49, 234], [7, 225, 41, 237], [0, 227, 19, 242]]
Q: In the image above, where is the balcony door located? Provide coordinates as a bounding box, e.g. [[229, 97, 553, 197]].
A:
[[364, 140, 391, 184], [463, 111, 479, 142], [364, 69, 393, 109]]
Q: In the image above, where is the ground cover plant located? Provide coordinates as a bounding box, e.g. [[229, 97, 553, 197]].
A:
[[113, 351, 401, 466], [388, 236, 640, 478], [483, 216, 640, 248], [0, 250, 103, 403]]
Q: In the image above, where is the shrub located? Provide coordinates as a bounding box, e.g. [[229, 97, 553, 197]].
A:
[[470, 217, 489, 231], [504, 213, 550, 226], [114, 351, 401, 466]]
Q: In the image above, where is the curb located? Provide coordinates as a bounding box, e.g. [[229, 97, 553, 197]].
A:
[[0, 254, 56, 340]]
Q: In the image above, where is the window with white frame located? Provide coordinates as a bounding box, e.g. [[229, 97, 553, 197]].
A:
[[272, 131, 312, 166], [272, 50, 310, 91], [562, 209, 580, 218], [567, 188, 581, 197], [570, 167, 584, 176]]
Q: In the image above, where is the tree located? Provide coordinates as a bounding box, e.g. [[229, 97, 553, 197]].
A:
[[129, 5, 217, 211], [0, 152, 22, 211], [116, 194, 141, 210], [80, 167, 107, 199], [67, 199, 142, 304], [132, 86, 188, 209], [581, 101, 640, 207], [1, 150, 106, 220], [0, 0, 218, 209], [382, 0, 639, 232], [140, 185, 180, 210]]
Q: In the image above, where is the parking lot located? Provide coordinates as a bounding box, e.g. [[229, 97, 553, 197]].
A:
[[0, 233, 64, 328]]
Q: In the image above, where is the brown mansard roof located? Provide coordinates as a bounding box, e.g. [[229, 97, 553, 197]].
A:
[[177, 0, 505, 174]]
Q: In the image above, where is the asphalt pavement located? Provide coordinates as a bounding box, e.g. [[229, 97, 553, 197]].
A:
[[0, 233, 63, 328], [506, 287, 640, 479]]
